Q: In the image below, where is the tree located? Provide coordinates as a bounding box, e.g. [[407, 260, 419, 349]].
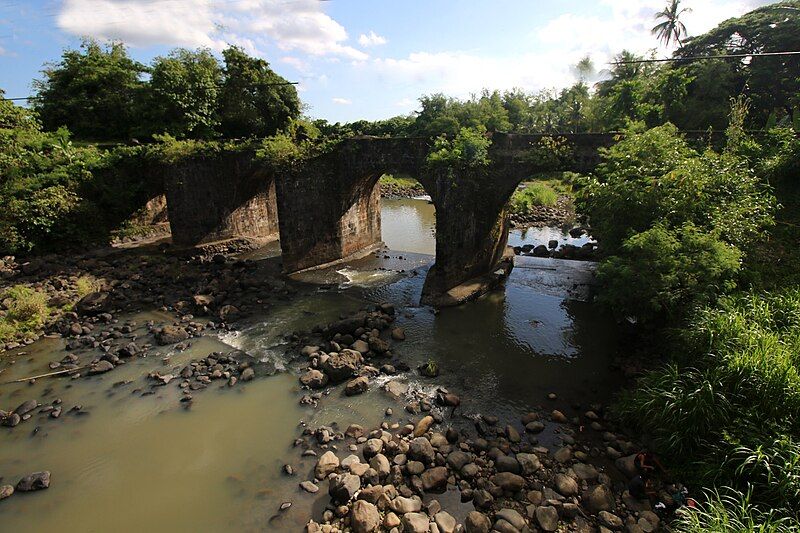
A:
[[33, 39, 146, 140], [217, 46, 300, 138], [679, 1, 800, 126], [652, 0, 691, 47], [148, 48, 222, 139]]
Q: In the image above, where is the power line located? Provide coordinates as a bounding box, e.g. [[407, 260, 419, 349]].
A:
[[610, 50, 800, 65]]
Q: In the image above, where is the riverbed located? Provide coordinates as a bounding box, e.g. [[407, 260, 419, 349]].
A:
[[0, 197, 616, 532]]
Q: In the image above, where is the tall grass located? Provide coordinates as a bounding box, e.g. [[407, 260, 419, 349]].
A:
[[615, 289, 800, 517], [675, 490, 800, 533], [0, 285, 50, 342]]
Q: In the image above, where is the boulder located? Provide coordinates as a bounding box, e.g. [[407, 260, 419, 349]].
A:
[[401, 512, 430, 533], [408, 437, 435, 464], [495, 455, 521, 474], [598, 511, 623, 530], [155, 325, 189, 345], [345, 376, 369, 396], [496, 509, 526, 531], [435, 511, 456, 533], [351, 500, 381, 533], [89, 360, 114, 374], [15, 471, 50, 492], [413, 415, 434, 437], [368, 336, 389, 354], [465, 511, 491, 533], [421, 466, 448, 492], [13, 400, 38, 417], [300, 369, 328, 389], [585, 484, 616, 513], [351, 339, 370, 354], [76, 292, 110, 315], [535, 506, 559, 532], [517, 453, 542, 475], [493, 472, 525, 492], [555, 473, 578, 496], [320, 349, 362, 383], [328, 473, 360, 502], [0, 485, 13, 500], [315, 451, 340, 479], [390, 495, 422, 514], [446, 450, 471, 471]]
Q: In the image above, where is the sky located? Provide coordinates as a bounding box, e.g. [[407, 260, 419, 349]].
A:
[[0, 0, 774, 123]]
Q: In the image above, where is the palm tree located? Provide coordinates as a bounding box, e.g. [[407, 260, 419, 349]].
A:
[[652, 0, 692, 47]]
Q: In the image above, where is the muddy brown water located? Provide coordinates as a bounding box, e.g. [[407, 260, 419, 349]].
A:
[[0, 198, 617, 532]]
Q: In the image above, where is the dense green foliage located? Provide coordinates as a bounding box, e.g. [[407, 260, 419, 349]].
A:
[[33, 40, 300, 140], [425, 127, 491, 168], [148, 48, 223, 139], [596, 224, 741, 322], [33, 40, 147, 140], [583, 113, 800, 523], [615, 290, 800, 516], [578, 123, 774, 321]]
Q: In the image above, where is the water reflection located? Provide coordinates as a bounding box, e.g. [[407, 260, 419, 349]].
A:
[[0, 197, 617, 533]]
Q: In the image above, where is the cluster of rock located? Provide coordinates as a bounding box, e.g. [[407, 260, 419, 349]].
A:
[[0, 471, 51, 502], [1, 246, 295, 351], [380, 182, 427, 200], [148, 350, 257, 404], [293, 406, 670, 533], [0, 398, 71, 428], [297, 305, 406, 404], [513, 241, 598, 262], [509, 197, 573, 229]]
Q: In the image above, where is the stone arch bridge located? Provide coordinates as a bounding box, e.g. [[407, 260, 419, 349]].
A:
[[162, 133, 614, 306]]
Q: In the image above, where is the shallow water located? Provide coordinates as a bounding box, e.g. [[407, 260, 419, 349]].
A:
[[0, 198, 617, 532]]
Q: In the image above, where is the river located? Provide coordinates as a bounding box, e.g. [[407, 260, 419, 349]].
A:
[[0, 197, 617, 532]]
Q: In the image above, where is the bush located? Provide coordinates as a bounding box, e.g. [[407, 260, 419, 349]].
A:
[[0, 285, 50, 342], [510, 182, 559, 212], [577, 124, 775, 254], [426, 127, 491, 168], [596, 224, 741, 322]]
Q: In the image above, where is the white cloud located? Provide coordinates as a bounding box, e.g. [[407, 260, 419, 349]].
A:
[[358, 31, 387, 47], [57, 0, 366, 60], [332, 97, 352, 105], [368, 0, 776, 100]]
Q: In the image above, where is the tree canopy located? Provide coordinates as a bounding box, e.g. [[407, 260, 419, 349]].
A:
[[32, 40, 300, 141]]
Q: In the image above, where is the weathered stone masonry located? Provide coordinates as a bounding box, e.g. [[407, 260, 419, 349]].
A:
[[161, 133, 614, 305], [163, 151, 280, 246]]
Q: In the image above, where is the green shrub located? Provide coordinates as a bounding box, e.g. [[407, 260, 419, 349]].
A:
[[510, 182, 559, 212], [0, 285, 50, 342], [255, 133, 303, 167], [577, 124, 775, 255], [596, 224, 741, 322], [426, 127, 491, 168], [523, 136, 574, 170]]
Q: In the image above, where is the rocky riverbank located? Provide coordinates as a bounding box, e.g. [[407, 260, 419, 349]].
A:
[[380, 182, 428, 200], [509, 196, 574, 230], [278, 308, 685, 533], [0, 238, 291, 352], [2, 239, 671, 530]]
